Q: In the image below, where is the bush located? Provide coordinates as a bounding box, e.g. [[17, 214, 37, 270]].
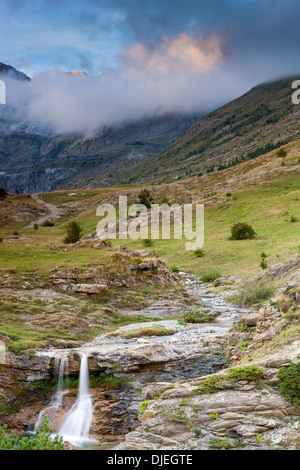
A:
[[41, 220, 54, 227], [194, 249, 204, 258], [277, 362, 300, 408], [230, 222, 256, 240], [142, 238, 153, 247], [0, 416, 64, 450], [277, 148, 287, 159], [64, 221, 83, 244], [201, 268, 223, 283], [228, 365, 264, 381], [137, 189, 153, 209], [260, 252, 268, 270]]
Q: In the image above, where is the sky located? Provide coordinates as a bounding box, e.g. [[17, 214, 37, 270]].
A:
[[0, 0, 299, 134]]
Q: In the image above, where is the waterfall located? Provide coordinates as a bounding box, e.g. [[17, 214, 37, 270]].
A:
[[33, 356, 69, 432], [58, 352, 95, 448]]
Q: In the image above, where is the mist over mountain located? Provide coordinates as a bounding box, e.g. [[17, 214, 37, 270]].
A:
[[0, 62, 30, 82], [0, 62, 201, 193]]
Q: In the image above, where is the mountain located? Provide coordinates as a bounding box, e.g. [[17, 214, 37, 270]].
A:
[[116, 76, 300, 184], [0, 61, 201, 193], [1, 65, 299, 193], [0, 62, 30, 82], [0, 112, 200, 193]]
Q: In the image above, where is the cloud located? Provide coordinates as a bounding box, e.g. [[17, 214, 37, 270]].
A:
[[1, 32, 240, 135], [1, 1, 300, 136]]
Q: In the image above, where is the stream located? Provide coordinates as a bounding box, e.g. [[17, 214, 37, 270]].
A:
[[30, 272, 251, 448]]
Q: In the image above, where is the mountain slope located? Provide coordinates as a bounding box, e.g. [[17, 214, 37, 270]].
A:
[[0, 62, 30, 82], [0, 113, 200, 193], [116, 76, 300, 184]]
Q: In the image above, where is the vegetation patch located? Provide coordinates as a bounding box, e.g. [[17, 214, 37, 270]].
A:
[[228, 365, 264, 381], [201, 268, 223, 283], [183, 310, 213, 324], [230, 222, 256, 240], [277, 362, 300, 408], [0, 416, 64, 450], [228, 280, 275, 306], [116, 326, 175, 339]]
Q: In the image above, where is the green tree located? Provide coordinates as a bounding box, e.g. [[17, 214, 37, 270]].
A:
[[277, 148, 287, 159], [137, 189, 153, 209], [64, 221, 83, 244]]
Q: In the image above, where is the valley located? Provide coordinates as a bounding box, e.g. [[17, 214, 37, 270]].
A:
[[0, 132, 299, 450]]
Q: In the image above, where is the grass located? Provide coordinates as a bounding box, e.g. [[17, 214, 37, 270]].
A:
[[200, 268, 223, 283], [0, 143, 299, 349], [114, 326, 176, 339], [228, 279, 276, 306], [183, 310, 213, 324]]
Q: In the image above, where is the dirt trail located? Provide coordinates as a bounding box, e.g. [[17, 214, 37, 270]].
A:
[[26, 193, 61, 228]]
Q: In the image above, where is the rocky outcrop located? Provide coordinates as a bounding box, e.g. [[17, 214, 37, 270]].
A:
[[116, 367, 300, 450], [51, 248, 176, 291], [254, 255, 300, 281]]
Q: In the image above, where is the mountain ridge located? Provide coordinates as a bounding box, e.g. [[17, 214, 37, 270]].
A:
[[115, 75, 300, 184]]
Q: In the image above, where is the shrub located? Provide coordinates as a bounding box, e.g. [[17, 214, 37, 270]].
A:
[[277, 148, 287, 159], [201, 268, 223, 283], [277, 362, 300, 408], [230, 222, 256, 240], [33, 224, 38, 230], [260, 252, 268, 270], [41, 220, 54, 227], [290, 216, 298, 223], [194, 249, 204, 258], [64, 221, 83, 244], [228, 366, 264, 381], [0, 416, 64, 450], [142, 238, 153, 247], [137, 189, 153, 209]]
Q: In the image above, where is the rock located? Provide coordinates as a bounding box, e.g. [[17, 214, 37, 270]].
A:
[[238, 312, 258, 327], [72, 284, 109, 294], [254, 255, 300, 282]]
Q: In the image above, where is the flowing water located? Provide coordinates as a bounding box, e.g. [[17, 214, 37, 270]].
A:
[[32, 356, 69, 432], [30, 273, 250, 447], [57, 353, 95, 448]]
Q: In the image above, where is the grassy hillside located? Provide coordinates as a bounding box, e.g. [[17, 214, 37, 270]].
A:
[[116, 76, 300, 184], [0, 138, 299, 350], [0, 139, 299, 280]]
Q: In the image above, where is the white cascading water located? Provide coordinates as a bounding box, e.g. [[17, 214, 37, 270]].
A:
[[58, 352, 94, 448], [33, 356, 69, 432]]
